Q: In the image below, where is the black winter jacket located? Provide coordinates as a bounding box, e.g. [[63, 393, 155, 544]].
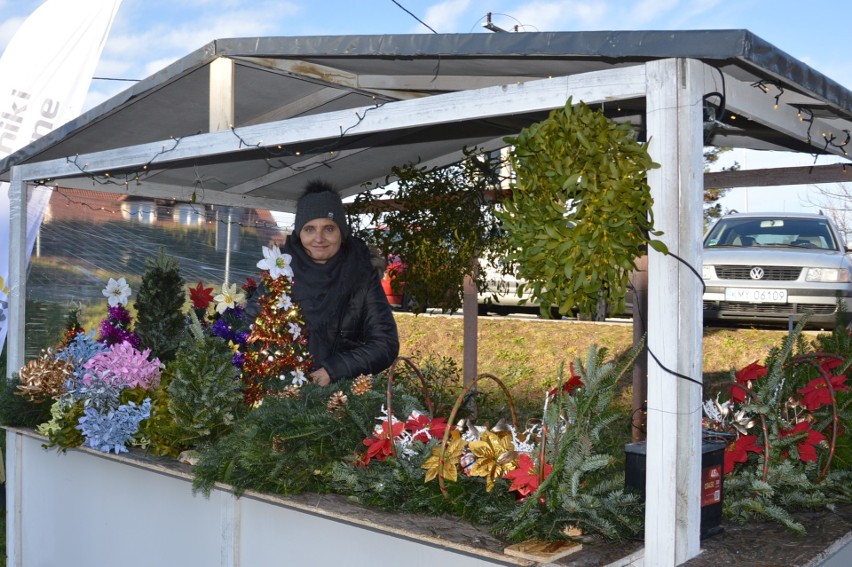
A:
[[315, 266, 399, 381], [284, 235, 399, 382]]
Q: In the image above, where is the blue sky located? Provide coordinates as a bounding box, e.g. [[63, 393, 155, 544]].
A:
[[2, 0, 851, 215]]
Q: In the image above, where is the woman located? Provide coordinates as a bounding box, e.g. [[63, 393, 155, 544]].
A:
[[283, 180, 399, 386]]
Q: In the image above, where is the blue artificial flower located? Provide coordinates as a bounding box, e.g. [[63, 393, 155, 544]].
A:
[[55, 331, 106, 383], [67, 372, 124, 411], [76, 398, 152, 454]]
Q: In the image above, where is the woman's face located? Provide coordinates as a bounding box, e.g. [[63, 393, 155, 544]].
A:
[[299, 218, 342, 264]]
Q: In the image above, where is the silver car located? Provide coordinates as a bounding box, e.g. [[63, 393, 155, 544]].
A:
[[702, 212, 852, 328]]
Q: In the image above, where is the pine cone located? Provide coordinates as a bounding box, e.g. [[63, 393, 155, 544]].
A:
[[278, 384, 301, 399], [351, 374, 373, 396], [326, 391, 349, 414], [17, 351, 74, 402]]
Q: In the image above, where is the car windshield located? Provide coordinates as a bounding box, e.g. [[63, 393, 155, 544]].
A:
[[704, 217, 839, 251]]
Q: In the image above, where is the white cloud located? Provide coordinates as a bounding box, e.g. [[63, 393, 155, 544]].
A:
[[101, 3, 302, 82]]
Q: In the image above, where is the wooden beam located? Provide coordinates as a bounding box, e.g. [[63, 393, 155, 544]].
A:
[[17, 66, 647, 184], [705, 163, 852, 188]]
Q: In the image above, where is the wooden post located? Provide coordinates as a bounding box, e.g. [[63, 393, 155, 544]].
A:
[[644, 58, 705, 566], [209, 57, 235, 133], [462, 261, 478, 388], [631, 254, 648, 443]]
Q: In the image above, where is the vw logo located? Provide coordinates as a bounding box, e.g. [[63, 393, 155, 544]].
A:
[[749, 267, 765, 280]]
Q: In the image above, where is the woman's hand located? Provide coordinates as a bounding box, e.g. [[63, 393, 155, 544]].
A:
[[310, 367, 331, 387]]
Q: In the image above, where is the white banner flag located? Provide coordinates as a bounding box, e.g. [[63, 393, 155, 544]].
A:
[[0, 0, 123, 353]]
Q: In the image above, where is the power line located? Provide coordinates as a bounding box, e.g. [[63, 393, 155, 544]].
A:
[[389, 0, 437, 34]]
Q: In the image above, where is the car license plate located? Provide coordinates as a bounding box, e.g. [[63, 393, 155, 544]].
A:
[[724, 288, 788, 303]]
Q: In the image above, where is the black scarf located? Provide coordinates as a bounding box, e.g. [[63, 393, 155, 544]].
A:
[[283, 234, 372, 363]]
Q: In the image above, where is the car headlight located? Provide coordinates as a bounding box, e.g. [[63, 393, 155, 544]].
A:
[[806, 268, 851, 283], [701, 265, 715, 280]]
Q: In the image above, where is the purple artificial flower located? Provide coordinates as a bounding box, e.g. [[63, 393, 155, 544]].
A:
[[99, 305, 141, 348]]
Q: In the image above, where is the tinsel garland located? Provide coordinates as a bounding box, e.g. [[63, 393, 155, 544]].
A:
[[241, 272, 313, 404]]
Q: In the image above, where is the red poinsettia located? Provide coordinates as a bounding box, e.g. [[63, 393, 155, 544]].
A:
[[362, 419, 405, 464], [189, 281, 215, 310], [724, 434, 763, 474], [503, 453, 553, 497], [798, 374, 848, 411], [404, 412, 448, 442], [548, 363, 584, 397], [819, 356, 844, 373], [727, 361, 767, 403], [780, 421, 826, 463]]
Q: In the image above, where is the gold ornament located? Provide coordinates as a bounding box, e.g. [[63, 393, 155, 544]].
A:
[[326, 391, 349, 414], [351, 374, 373, 396], [17, 351, 74, 402], [467, 430, 518, 492], [422, 430, 466, 483]]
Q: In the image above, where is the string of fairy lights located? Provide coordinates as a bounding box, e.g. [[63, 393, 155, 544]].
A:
[[749, 79, 850, 158], [38, 95, 387, 203]]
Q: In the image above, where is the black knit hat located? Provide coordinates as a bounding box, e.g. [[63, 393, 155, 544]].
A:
[[293, 180, 349, 239]]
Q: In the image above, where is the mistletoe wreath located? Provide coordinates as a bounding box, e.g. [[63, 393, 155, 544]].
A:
[[498, 97, 667, 317]]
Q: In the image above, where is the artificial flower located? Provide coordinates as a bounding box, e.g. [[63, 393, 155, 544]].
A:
[[288, 321, 302, 340], [214, 283, 246, 314], [548, 363, 584, 397], [467, 430, 518, 492], [76, 398, 152, 454], [16, 351, 74, 402], [189, 281, 215, 310], [735, 361, 767, 384], [99, 305, 141, 348], [422, 430, 466, 483], [82, 341, 163, 389], [724, 434, 763, 474], [102, 277, 131, 307], [277, 293, 293, 310], [798, 374, 848, 411], [503, 453, 553, 497], [256, 246, 294, 279], [727, 361, 767, 403], [362, 419, 405, 464], [780, 421, 826, 463], [290, 369, 307, 385], [405, 412, 448, 442]]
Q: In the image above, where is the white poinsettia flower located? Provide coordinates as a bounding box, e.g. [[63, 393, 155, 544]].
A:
[[291, 369, 307, 385], [277, 293, 293, 311], [288, 321, 302, 339], [257, 246, 294, 279], [103, 277, 131, 307], [213, 283, 246, 314]]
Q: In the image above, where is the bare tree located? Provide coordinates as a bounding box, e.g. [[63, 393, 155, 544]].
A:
[[803, 182, 852, 242]]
